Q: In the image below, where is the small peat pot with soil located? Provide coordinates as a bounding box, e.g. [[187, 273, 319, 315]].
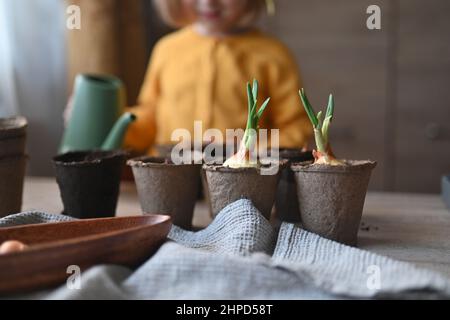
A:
[[128, 157, 201, 230], [291, 89, 377, 246], [53, 150, 126, 219], [203, 80, 283, 220]]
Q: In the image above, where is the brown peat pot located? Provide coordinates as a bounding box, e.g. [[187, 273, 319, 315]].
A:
[[53, 150, 126, 219], [275, 148, 314, 223], [291, 160, 377, 246], [0, 155, 27, 217], [0, 116, 28, 158], [203, 163, 285, 220], [128, 157, 201, 230]]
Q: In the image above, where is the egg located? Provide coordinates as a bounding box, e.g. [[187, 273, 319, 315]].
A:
[[0, 240, 28, 254]]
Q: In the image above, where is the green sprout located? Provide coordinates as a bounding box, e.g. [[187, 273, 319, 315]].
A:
[[224, 80, 271, 168], [299, 89, 343, 166]]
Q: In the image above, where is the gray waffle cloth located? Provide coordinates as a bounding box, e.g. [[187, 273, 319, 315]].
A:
[[1, 199, 450, 300]]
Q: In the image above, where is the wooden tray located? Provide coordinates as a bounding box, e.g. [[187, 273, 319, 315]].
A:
[[0, 215, 171, 295]]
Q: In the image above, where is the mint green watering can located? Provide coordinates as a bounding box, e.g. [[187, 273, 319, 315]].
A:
[[59, 74, 136, 154]]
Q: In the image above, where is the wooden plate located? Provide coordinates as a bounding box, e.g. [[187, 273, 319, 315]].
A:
[[0, 215, 171, 295]]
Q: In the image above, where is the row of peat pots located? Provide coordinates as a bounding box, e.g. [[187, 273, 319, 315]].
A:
[[52, 147, 376, 247], [129, 148, 376, 247], [0, 117, 28, 218]]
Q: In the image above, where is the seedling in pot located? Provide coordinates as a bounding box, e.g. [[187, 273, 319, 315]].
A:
[[223, 79, 270, 168], [204, 80, 282, 220], [292, 89, 377, 245], [299, 89, 343, 166]]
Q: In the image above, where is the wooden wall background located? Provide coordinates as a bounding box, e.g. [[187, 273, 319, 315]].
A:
[[265, 0, 391, 191], [263, 0, 450, 193], [67, 0, 450, 193], [66, 0, 148, 105]]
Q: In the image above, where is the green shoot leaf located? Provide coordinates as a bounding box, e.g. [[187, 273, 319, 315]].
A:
[[326, 94, 334, 120], [247, 83, 254, 113], [299, 89, 319, 128], [252, 79, 258, 103], [224, 79, 272, 168], [317, 111, 323, 130], [256, 98, 271, 121], [297, 89, 341, 165], [242, 80, 271, 151], [322, 116, 332, 146], [321, 94, 334, 146], [246, 83, 254, 130]]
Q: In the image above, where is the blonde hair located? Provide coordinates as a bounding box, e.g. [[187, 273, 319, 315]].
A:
[[153, 0, 267, 28]]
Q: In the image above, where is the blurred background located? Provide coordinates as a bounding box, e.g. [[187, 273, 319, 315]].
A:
[[0, 0, 449, 193]]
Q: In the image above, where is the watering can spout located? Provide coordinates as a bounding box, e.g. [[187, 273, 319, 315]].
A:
[[101, 112, 137, 151]]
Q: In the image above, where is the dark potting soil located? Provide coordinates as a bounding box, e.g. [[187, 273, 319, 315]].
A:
[[53, 150, 127, 165], [360, 221, 380, 232], [140, 157, 174, 165], [128, 156, 204, 167], [291, 159, 376, 171], [205, 159, 288, 172]]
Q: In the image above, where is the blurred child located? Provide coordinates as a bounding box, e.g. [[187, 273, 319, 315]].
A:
[[125, 0, 312, 153]]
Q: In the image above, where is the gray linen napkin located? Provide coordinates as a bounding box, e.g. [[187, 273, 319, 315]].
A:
[[1, 199, 450, 299]]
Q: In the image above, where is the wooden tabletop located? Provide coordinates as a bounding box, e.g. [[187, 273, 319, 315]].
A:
[[22, 177, 450, 278]]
